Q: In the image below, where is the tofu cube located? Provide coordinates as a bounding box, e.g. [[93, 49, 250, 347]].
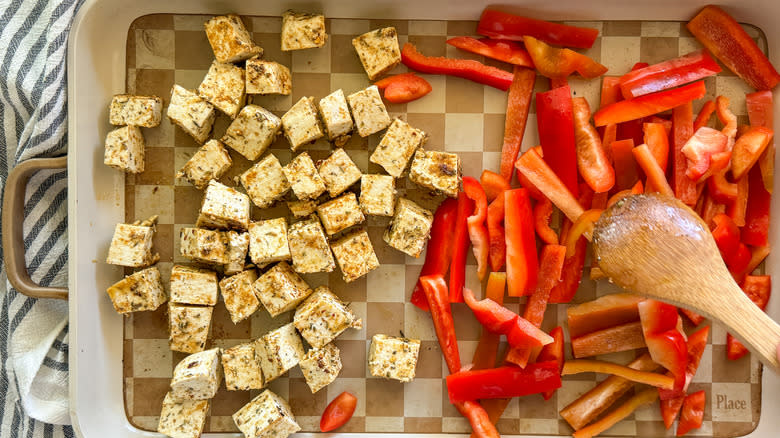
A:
[[109, 94, 162, 127], [196, 180, 251, 231], [158, 392, 209, 438], [232, 390, 300, 438], [176, 139, 232, 190], [281, 96, 324, 150], [167, 85, 216, 144], [224, 230, 250, 275], [245, 58, 292, 95], [331, 229, 379, 282], [204, 14, 262, 63], [383, 198, 433, 258], [219, 269, 259, 324], [283, 152, 326, 200], [253, 261, 312, 317], [368, 334, 420, 382], [316, 193, 365, 235], [281, 10, 327, 51], [106, 221, 158, 267], [318, 148, 362, 197], [370, 118, 427, 177], [104, 125, 145, 174], [248, 218, 290, 266], [170, 348, 222, 401], [318, 89, 353, 146], [287, 218, 335, 273], [409, 148, 461, 198], [221, 342, 264, 391], [106, 266, 166, 314], [352, 27, 401, 80], [169, 304, 213, 354], [169, 265, 218, 306], [179, 227, 229, 265], [197, 60, 246, 119], [254, 323, 305, 383], [293, 286, 362, 348], [299, 343, 342, 393], [221, 104, 281, 161], [347, 85, 391, 137], [359, 174, 395, 216], [239, 153, 290, 209], [287, 200, 318, 218]]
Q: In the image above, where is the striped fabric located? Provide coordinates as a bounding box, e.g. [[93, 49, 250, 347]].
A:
[[1, 0, 84, 435]]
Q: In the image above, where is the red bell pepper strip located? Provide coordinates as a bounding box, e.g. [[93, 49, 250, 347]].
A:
[[594, 81, 706, 127], [727, 275, 772, 360], [660, 325, 711, 401], [687, 5, 780, 90], [462, 177, 490, 280], [410, 199, 458, 311], [729, 243, 752, 275], [681, 127, 729, 181], [643, 122, 670, 172], [523, 35, 607, 79], [486, 193, 506, 272], [743, 167, 771, 247], [715, 95, 737, 147], [681, 308, 706, 326], [611, 139, 639, 190], [708, 169, 738, 204], [673, 102, 700, 205], [601, 76, 622, 107], [566, 293, 643, 338], [421, 275, 462, 374], [463, 287, 553, 349], [499, 67, 536, 180], [746, 90, 775, 192], [573, 97, 615, 192], [480, 170, 510, 202], [476, 9, 598, 49], [401, 43, 514, 91], [504, 188, 539, 296], [732, 126, 774, 180], [638, 299, 680, 336], [320, 391, 358, 432], [571, 321, 647, 358], [533, 198, 558, 245], [537, 326, 564, 400], [562, 360, 675, 389], [638, 300, 688, 395], [454, 401, 500, 438], [618, 50, 721, 99], [572, 388, 658, 438], [450, 193, 474, 303], [472, 272, 506, 370], [537, 85, 579, 197], [676, 391, 706, 436], [446, 362, 562, 403], [515, 148, 586, 222], [693, 99, 716, 131], [374, 73, 432, 104], [516, 167, 547, 201], [548, 185, 593, 303], [727, 174, 749, 226], [446, 36, 534, 68], [661, 393, 686, 430], [634, 144, 674, 196], [711, 213, 741, 255]]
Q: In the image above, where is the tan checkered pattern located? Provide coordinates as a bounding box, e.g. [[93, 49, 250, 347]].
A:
[[122, 14, 764, 436]]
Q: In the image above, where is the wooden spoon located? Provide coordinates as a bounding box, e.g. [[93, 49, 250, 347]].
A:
[[592, 193, 780, 372]]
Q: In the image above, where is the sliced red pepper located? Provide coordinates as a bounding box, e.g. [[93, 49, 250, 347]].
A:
[[533, 198, 558, 245], [729, 243, 752, 276], [743, 167, 771, 247], [659, 325, 711, 402], [523, 36, 607, 79], [566, 293, 643, 338], [410, 198, 458, 311], [571, 321, 647, 358], [446, 362, 561, 403], [504, 188, 539, 296], [373, 73, 432, 104], [673, 102, 699, 205], [450, 193, 474, 303], [401, 42, 514, 91], [572, 388, 658, 438], [573, 97, 615, 192], [687, 5, 780, 90], [708, 169, 738, 204], [746, 90, 774, 192], [681, 127, 729, 181], [499, 67, 536, 180], [462, 177, 490, 280], [548, 186, 593, 303], [562, 359, 675, 389], [515, 148, 585, 222], [611, 139, 639, 190], [711, 212, 741, 255], [693, 99, 716, 131], [476, 9, 598, 49], [463, 287, 552, 349], [731, 126, 774, 180], [638, 299, 680, 336], [681, 308, 706, 326], [537, 85, 579, 197], [472, 272, 506, 370], [643, 122, 670, 172], [454, 401, 500, 438], [676, 391, 706, 436], [537, 326, 565, 400], [593, 81, 706, 127], [618, 49, 721, 99], [480, 170, 510, 202], [634, 144, 674, 196], [420, 275, 461, 374], [638, 300, 688, 395], [715, 95, 737, 147], [648, 115, 673, 133], [320, 391, 358, 432], [487, 193, 506, 272], [601, 76, 623, 107], [727, 174, 749, 227], [446, 36, 534, 67]]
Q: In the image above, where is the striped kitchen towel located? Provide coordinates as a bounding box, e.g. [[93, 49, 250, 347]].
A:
[[0, 0, 84, 435]]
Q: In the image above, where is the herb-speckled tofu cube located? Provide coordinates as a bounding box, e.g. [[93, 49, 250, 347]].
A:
[[293, 286, 362, 348], [104, 125, 145, 174], [245, 58, 292, 95], [204, 14, 262, 63], [384, 198, 433, 258], [167, 85, 215, 144], [347, 85, 391, 137], [109, 94, 162, 127], [283, 152, 326, 201], [196, 180, 251, 231], [299, 343, 341, 393], [287, 200, 318, 218], [239, 154, 290, 209], [221, 104, 281, 161], [409, 148, 461, 198], [368, 334, 420, 382], [158, 392, 209, 438], [281, 10, 327, 51], [352, 27, 401, 80], [197, 60, 245, 119], [281, 96, 324, 150], [170, 265, 218, 306], [106, 220, 158, 267], [176, 139, 232, 190], [248, 218, 290, 266], [316, 193, 365, 236], [287, 218, 335, 273], [169, 304, 213, 354], [254, 323, 305, 383], [359, 174, 395, 216], [224, 230, 249, 275], [232, 390, 300, 438], [253, 261, 312, 317], [221, 342, 264, 391], [318, 89, 353, 146], [179, 228, 229, 265], [219, 269, 259, 324], [170, 348, 222, 401], [370, 118, 427, 177], [106, 266, 166, 314], [331, 229, 379, 282], [318, 148, 362, 197]]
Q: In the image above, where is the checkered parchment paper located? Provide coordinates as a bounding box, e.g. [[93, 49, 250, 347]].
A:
[[121, 13, 768, 436]]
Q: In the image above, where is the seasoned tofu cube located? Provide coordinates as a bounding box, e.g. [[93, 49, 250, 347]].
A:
[[106, 266, 166, 314], [170, 348, 222, 401], [109, 94, 162, 127], [179, 227, 229, 265], [347, 85, 391, 137], [248, 218, 290, 266], [293, 286, 362, 348], [204, 14, 262, 63], [368, 334, 420, 382], [222, 104, 281, 161], [224, 230, 249, 275], [169, 304, 213, 354], [318, 148, 362, 197], [233, 390, 300, 438], [169, 265, 218, 306], [281, 10, 327, 51], [370, 118, 427, 177], [331, 229, 379, 282], [221, 342, 264, 391], [283, 152, 326, 200], [106, 220, 158, 267], [316, 193, 365, 235], [239, 154, 290, 209], [176, 139, 232, 190], [254, 323, 305, 383], [158, 392, 209, 438], [104, 125, 145, 174], [299, 343, 341, 393], [287, 218, 335, 273], [383, 198, 433, 258], [318, 89, 353, 146], [219, 269, 259, 324], [167, 85, 216, 144], [253, 261, 312, 317], [287, 199, 318, 218], [359, 174, 395, 216], [197, 60, 246, 119], [352, 27, 401, 81], [245, 58, 292, 95], [409, 148, 461, 198], [281, 96, 324, 150], [196, 180, 251, 231]]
